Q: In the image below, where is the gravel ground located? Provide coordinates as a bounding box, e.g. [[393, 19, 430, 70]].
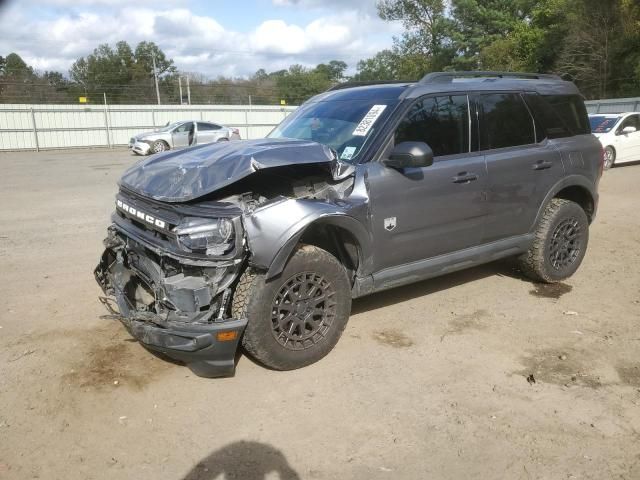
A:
[[1, 148, 639, 480]]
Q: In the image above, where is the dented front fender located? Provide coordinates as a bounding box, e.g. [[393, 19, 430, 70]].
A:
[[243, 197, 372, 280]]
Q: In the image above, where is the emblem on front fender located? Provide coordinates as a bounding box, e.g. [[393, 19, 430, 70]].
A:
[[384, 217, 397, 231]]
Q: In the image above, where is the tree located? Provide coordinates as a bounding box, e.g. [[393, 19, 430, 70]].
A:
[[555, 0, 620, 98], [377, 0, 456, 74], [353, 50, 401, 81], [4, 53, 35, 79], [315, 60, 347, 82], [69, 41, 176, 102]]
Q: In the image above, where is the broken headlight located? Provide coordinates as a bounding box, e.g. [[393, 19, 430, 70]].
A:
[[173, 217, 234, 256]]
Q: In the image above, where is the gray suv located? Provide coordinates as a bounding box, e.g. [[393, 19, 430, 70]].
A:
[[95, 71, 603, 377]]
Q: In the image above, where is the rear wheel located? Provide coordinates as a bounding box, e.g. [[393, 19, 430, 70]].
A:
[[232, 245, 352, 371], [604, 146, 616, 169], [517, 199, 589, 283]]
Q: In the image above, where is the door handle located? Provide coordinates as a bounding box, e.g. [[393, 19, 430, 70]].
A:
[[452, 172, 479, 184], [532, 160, 553, 171]]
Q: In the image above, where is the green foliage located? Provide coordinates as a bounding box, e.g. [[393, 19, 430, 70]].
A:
[[4, 53, 35, 79], [357, 0, 640, 99]]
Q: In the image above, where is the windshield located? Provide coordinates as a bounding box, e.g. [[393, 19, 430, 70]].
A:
[[156, 122, 182, 132], [268, 98, 399, 163], [589, 116, 620, 133]]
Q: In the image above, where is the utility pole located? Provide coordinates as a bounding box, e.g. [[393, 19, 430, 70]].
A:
[[186, 74, 191, 105], [178, 77, 183, 105], [152, 53, 161, 105]]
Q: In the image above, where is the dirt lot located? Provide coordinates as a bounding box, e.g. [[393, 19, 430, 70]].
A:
[[0, 148, 639, 480]]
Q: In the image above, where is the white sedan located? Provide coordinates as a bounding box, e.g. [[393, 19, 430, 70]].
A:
[[590, 113, 640, 169]]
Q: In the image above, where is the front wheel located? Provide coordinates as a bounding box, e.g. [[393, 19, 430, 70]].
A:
[[232, 245, 352, 371], [151, 140, 168, 154], [517, 199, 589, 283]]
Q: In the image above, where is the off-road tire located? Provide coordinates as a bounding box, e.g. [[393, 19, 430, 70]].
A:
[[517, 198, 589, 283], [232, 245, 352, 371], [604, 146, 616, 170], [151, 140, 168, 154]]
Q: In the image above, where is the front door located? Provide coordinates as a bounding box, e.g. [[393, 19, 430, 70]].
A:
[[615, 114, 640, 162], [367, 94, 488, 272], [172, 122, 194, 148]]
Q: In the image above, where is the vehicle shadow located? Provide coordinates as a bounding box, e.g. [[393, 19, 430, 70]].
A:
[[180, 441, 300, 480], [351, 259, 529, 315]]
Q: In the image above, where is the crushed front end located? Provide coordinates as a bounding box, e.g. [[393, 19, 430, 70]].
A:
[[95, 188, 248, 377]]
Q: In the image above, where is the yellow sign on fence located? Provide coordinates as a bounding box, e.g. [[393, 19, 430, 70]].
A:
[[79, 96, 87, 103], [280, 99, 286, 105]]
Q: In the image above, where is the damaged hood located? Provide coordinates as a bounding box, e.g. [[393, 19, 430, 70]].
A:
[[119, 138, 336, 202]]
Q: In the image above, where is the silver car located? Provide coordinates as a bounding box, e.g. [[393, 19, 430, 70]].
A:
[[129, 120, 241, 155]]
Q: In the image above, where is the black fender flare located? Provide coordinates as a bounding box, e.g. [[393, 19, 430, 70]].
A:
[[243, 198, 372, 280], [530, 175, 598, 231]]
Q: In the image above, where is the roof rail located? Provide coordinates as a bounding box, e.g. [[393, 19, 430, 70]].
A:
[[420, 71, 562, 84], [327, 80, 415, 91]]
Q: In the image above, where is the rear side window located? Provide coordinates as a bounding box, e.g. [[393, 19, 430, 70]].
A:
[[544, 95, 590, 135], [478, 93, 535, 150], [197, 122, 221, 131], [527, 95, 590, 139], [395, 95, 470, 157]]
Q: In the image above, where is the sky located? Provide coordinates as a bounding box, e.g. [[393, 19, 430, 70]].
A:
[[0, 0, 402, 78]]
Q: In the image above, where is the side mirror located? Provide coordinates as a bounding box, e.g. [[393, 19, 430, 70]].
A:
[[383, 141, 434, 169], [621, 126, 637, 135]]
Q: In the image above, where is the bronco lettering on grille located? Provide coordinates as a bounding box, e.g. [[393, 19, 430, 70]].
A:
[[116, 200, 166, 229]]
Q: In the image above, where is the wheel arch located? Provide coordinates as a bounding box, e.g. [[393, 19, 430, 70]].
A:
[[533, 177, 597, 228], [151, 139, 170, 153], [265, 215, 372, 282]]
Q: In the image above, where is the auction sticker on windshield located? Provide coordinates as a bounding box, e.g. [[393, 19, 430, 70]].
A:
[[353, 105, 387, 136]]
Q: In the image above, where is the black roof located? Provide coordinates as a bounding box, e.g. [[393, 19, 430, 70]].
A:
[[317, 71, 580, 102]]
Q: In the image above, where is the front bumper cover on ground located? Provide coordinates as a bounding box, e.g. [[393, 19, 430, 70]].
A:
[[121, 315, 247, 378]]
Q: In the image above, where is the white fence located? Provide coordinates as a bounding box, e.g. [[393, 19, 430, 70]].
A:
[[0, 103, 297, 151], [585, 98, 640, 114], [2, 97, 638, 151]]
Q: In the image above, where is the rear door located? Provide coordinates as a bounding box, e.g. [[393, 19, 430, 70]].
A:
[[367, 93, 488, 271], [196, 122, 223, 145], [477, 92, 564, 242]]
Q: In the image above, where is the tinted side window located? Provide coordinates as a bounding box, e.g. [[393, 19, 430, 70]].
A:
[[478, 93, 535, 150], [524, 94, 572, 140], [542, 95, 590, 135], [198, 122, 221, 131], [395, 95, 470, 157], [619, 114, 640, 131]]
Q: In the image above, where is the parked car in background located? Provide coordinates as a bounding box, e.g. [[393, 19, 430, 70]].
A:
[[589, 113, 640, 169], [129, 120, 241, 155]]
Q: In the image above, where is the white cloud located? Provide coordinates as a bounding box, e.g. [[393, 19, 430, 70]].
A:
[[0, 4, 398, 77]]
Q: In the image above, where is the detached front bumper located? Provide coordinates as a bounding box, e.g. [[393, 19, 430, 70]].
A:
[[122, 316, 247, 378]]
